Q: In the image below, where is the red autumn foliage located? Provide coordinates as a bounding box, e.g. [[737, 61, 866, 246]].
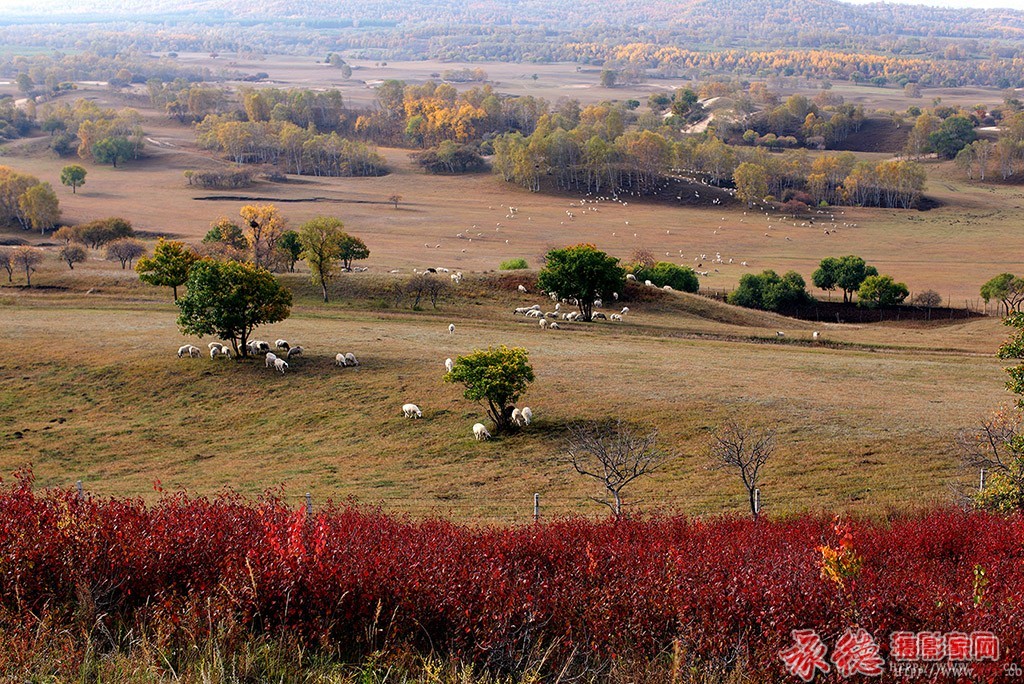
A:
[[0, 470, 1021, 679]]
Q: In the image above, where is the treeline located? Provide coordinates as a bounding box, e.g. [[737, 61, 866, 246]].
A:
[[195, 118, 386, 177], [40, 99, 144, 166], [491, 114, 926, 208], [0, 50, 216, 97]]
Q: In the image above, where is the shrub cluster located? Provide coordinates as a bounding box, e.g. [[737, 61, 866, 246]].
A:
[[0, 475, 1019, 680]]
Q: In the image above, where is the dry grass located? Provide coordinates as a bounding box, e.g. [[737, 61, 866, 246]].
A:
[[0, 61, 1019, 522], [0, 266, 1011, 523]]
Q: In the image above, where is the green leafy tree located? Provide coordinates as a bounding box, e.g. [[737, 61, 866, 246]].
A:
[[857, 274, 909, 308], [298, 217, 344, 302], [444, 345, 534, 433], [338, 233, 370, 271], [632, 262, 699, 293], [203, 218, 249, 251], [135, 238, 198, 300], [537, 244, 625, 321], [928, 115, 977, 159], [59, 165, 87, 194], [92, 136, 135, 168], [813, 255, 879, 303], [17, 183, 60, 235], [176, 259, 292, 358], [981, 273, 1024, 316], [1000, 312, 1024, 404], [276, 230, 302, 272], [729, 270, 813, 312]]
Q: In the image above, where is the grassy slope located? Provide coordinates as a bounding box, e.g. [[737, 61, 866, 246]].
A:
[[0, 269, 1011, 523]]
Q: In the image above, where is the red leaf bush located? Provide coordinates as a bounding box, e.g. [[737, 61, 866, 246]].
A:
[[0, 471, 1021, 680]]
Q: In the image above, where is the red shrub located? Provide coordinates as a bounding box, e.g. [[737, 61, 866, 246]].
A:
[[0, 472, 1021, 680]]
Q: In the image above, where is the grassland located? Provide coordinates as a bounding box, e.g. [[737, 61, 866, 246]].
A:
[[1, 61, 1020, 523]]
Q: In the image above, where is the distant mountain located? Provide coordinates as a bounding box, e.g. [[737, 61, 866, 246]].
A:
[[3, 0, 1024, 37]]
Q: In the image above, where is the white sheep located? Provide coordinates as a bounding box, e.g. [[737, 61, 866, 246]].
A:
[[473, 423, 491, 441], [210, 345, 231, 360], [549, 321, 560, 329], [275, 339, 290, 351], [539, 318, 548, 329], [445, 357, 454, 372], [776, 331, 785, 338], [286, 345, 303, 359], [344, 352, 359, 366], [273, 357, 288, 373], [620, 307, 629, 315], [253, 340, 270, 353], [265, 352, 278, 367], [517, 284, 527, 293], [335, 353, 347, 367], [402, 403, 423, 419], [208, 342, 225, 351], [448, 323, 455, 335], [812, 331, 820, 340], [626, 273, 637, 281], [521, 407, 533, 425], [512, 408, 524, 426], [177, 344, 200, 358], [610, 313, 622, 321]]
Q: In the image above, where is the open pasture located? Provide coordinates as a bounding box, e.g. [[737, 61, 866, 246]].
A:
[[0, 271, 1011, 522]]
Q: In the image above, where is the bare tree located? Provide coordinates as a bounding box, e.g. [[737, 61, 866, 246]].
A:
[[388, 194, 402, 210], [565, 419, 671, 517], [954, 410, 1023, 508], [707, 420, 776, 518], [0, 247, 13, 282], [11, 246, 43, 287]]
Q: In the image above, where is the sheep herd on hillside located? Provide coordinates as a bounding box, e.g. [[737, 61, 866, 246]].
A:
[[175, 324, 532, 442]]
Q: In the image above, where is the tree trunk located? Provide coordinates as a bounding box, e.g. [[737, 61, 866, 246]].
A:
[[172, 285, 178, 300], [321, 282, 329, 303], [748, 488, 759, 519], [24, 267, 31, 287], [613, 490, 622, 517]]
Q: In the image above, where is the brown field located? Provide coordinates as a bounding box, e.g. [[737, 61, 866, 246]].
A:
[[1, 57, 1021, 523]]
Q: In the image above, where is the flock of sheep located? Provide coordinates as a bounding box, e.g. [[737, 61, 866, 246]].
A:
[[176, 322, 532, 442]]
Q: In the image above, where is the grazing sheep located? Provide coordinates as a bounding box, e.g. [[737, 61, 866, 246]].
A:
[[252, 340, 271, 353], [210, 344, 231, 360], [445, 357, 454, 372], [592, 312, 607, 320], [275, 339, 290, 351], [610, 313, 623, 321], [620, 307, 630, 315], [473, 423, 491, 441], [521, 407, 533, 425], [517, 284, 527, 293], [539, 318, 548, 329], [813, 331, 820, 340], [344, 352, 359, 367], [265, 352, 278, 368], [402, 403, 423, 419], [208, 342, 225, 351], [512, 408, 524, 426], [335, 353, 347, 367], [448, 323, 455, 335], [287, 345, 303, 359], [273, 358, 288, 373], [626, 273, 637, 281], [177, 344, 201, 358], [549, 321, 560, 329], [776, 331, 785, 338]]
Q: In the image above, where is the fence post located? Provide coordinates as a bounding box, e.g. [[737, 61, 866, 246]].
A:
[[533, 493, 540, 523], [305, 492, 313, 519], [76, 480, 84, 501]]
